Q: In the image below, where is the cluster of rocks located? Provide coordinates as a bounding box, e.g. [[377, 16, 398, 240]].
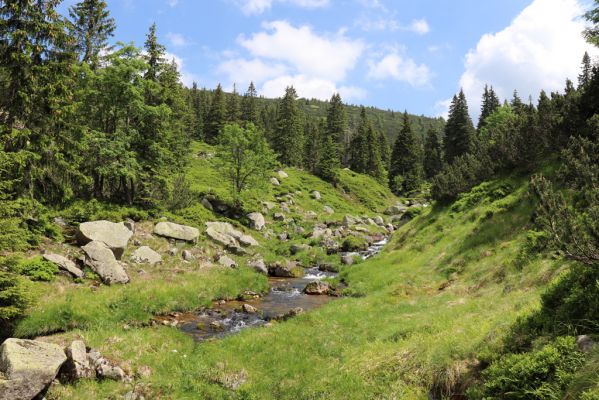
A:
[[0, 338, 136, 400], [206, 221, 259, 254]]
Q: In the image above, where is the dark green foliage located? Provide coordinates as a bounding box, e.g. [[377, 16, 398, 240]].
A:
[[226, 85, 241, 123], [350, 108, 386, 183], [216, 123, 277, 197], [68, 0, 116, 69], [4, 256, 59, 282], [144, 23, 165, 83], [472, 337, 585, 399], [206, 84, 227, 143], [444, 90, 475, 164], [304, 120, 322, 173], [431, 153, 493, 203], [241, 82, 259, 125], [423, 128, 443, 179], [0, 271, 31, 335], [579, 52, 593, 88], [273, 86, 304, 166], [477, 84, 501, 132], [326, 93, 347, 163], [389, 112, 423, 194], [316, 134, 340, 183]]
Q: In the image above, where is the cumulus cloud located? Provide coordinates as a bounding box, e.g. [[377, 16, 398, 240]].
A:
[[409, 19, 429, 35], [368, 52, 432, 87], [218, 21, 366, 100], [166, 32, 188, 47], [454, 0, 598, 119], [237, 0, 329, 15]]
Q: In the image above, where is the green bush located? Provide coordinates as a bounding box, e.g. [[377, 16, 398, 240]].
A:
[[472, 337, 586, 399], [4, 256, 59, 282], [341, 236, 369, 252], [0, 271, 32, 338], [62, 199, 150, 223]]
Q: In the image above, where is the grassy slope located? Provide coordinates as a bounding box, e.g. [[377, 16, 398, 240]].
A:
[[40, 174, 598, 399]]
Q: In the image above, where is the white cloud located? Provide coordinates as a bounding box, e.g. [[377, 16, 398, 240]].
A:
[[409, 19, 429, 35], [368, 52, 432, 87], [165, 52, 198, 86], [166, 32, 188, 47], [167, 0, 179, 7], [216, 20, 366, 100], [238, 21, 364, 81], [217, 58, 288, 84], [237, 0, 329, 15], [456, 0, 598, 119]]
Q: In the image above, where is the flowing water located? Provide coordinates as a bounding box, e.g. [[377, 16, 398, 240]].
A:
[[178, 237, 389, 341]]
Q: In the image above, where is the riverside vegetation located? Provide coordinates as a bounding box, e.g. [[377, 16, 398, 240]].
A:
[[1, 0, 599, 399]]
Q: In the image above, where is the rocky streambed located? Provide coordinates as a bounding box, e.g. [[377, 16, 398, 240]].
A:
[[175, 238, 389, 341]]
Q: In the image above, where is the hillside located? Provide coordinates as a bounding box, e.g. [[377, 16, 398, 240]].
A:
[[7, 166, 596, 399]]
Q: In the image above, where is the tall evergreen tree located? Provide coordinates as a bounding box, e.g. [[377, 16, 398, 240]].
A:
[[205, 84, 226, 143], [350, 108, 385, 182], [68, 0, 115, 69], [226, 84, 241, 123], [241, 82, 259, 124], [143, 23, 165, 83], [189, 82, 204, 139], [378, 130, 391, 169], [389, 112, 423, 194], [317, 133, 340, 183], [423, 128, 443, 179], [273, 86, 304, 166], [578, 52, 593, 88], [444, 90, 475, 164], [325, 93, 347, 163], [478, 85, 500, 131], [304, 119, 322, 173]]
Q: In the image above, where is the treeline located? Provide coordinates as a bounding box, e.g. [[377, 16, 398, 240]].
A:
[[430, 52, 599, 203]]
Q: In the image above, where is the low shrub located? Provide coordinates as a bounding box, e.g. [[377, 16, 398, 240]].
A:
[[341, 236, 369, 252], [0, 271, 32, 338], [471, 336, 586, 399], [3, 256, 59, 282]]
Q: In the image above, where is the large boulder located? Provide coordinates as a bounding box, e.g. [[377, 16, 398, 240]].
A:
[[270, 177, 280, 186], [268, 261, 303, 278], [311, 191, 321, 200], [42, 253, 83, 279], [217, 255, 237, 268], [342, 215, 360, 227], [206, 222, 259, 249], [277, 170, 289, 179], [304, 281, 331, 295], [61, 340, 93, 381], [385, 204, 408, 215], [130, 246, 162, 265], [77, 220, 133, 259], [154, 222, 199, 242], [0, 338, 67, 400], [247, 258, 268, 275], [82, 241, 130, 285], [247, 212, 266, 231]]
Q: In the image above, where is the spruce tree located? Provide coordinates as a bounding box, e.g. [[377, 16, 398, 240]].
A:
[[350, 108, 385, 182], [389, 112, 423, 194], [68, 0, 116, 69], [190, 82, 204, 139], [423, 128, 443, 179], [378, 130, 391, 169], [478, 85, 500, 132], [273, 86, 304, 166], [326, 93, 347, 163], [443, 90, 475, 164], [144, 23, 165, 83], [226, 84, 241, 123], [578, 52, 593, 88], [304, 120, 322, 173], [206, 84, 227, 143], [317, 133, 340, 183], [241, 82, 259, 124]]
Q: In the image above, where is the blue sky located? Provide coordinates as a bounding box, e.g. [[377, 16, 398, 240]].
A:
[[60, 0, 597, 118]]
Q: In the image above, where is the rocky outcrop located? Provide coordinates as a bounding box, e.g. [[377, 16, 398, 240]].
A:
[[247, 258, 268, 275], [242, 304, 257, 314], [154, 222, 199, 242], [247, 212, 265, 231], [130, 246, 162, 265], [206, 222, 259, 250], [273, 213, 285, 221], [304, 281, 330, 295], [42, 253, 83, 279], [385, 204, 408, 215], [267, 261, 303, 278], [82, 241, 130, 285], [182, 250, 194, 261], [342, 215, 360, 227], [217, 255, 237, 268], [373, 216, 385, 226], [61, 340, 93, 382], [0, 339, 67, 400], [77, 220, 133, 259]]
